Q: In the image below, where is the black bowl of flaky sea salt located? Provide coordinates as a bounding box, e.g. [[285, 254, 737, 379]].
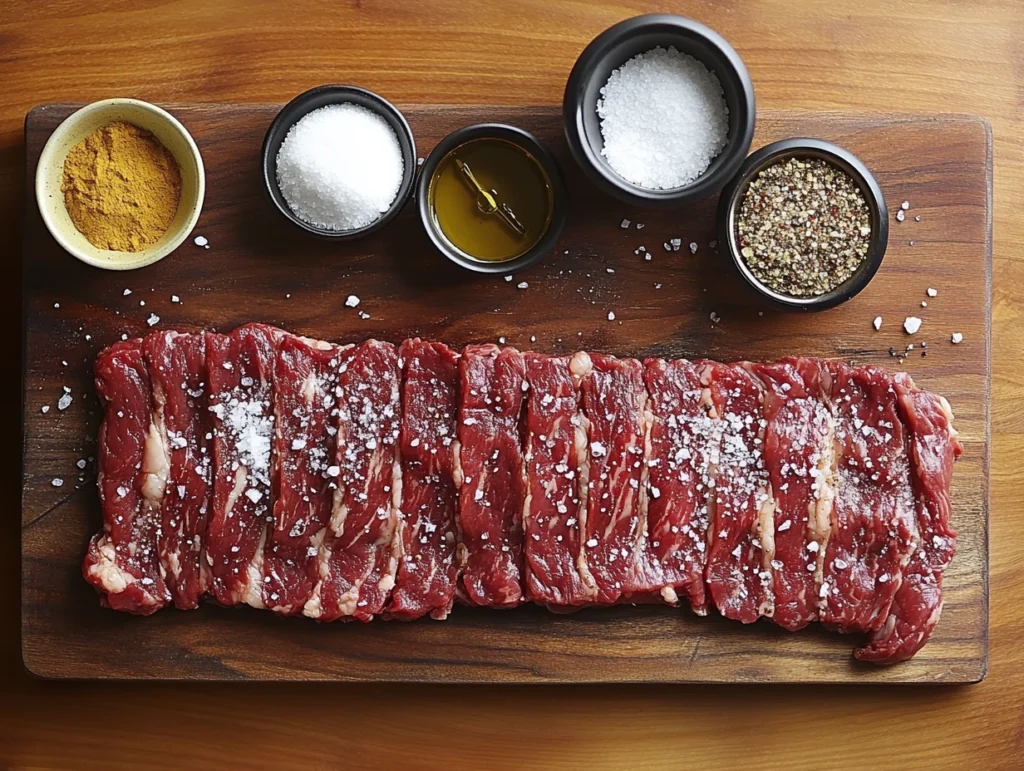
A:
[[563, 14, 755, 208], [717, 138, 889, 312]]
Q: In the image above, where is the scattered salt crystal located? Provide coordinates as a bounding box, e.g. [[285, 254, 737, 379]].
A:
[[245, 488, 263, 504], [51, 478, 63, 487], [951, 332, 964, 344], [171, 295, 180, 303], [194, 235, 209, 248], [709, 311, 720, 323], [517, 281, 528, 290], [498, 337, 506, 344], [872, 316, 882, 331], [41, 405, 50, 414], [896, 209, 905, 222], [901, 201, 910, 210], [620, 218, 631, 229], [123, 288, 132, 296], [345, 295, 360, 308], [670, 237, 682, 250], [606, 268, 615, 274], [903, 316, 922, 335], [914, 215, 921, 222], [689, 242, 698, 254], [504, 276, 513, 282], [146, 313, 160, 326], [921, 301, 928, 308], [636, 223, 644, 229], [927, 287, 938, 297], [275, 103, 403, 231], [57, 392, 72, 411], [596, 45, 728, 189], [607, 311, 616, 321], [654, 283, 662, 289]]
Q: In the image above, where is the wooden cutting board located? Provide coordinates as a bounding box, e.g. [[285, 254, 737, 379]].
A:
[[21, 104, 990, 683]]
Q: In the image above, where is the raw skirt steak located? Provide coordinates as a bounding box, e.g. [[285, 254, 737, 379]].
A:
[[204, 323, 284, 608], [264, 335, 343, 615], [84, 328, 962, 664], [702, 361, 775, 624], [521, 352, 596, 609], [83, 339, 170, 615], [642, 357, 721, 614], [454, 344, 527, 608], [387, 339, 461, 621], [745, 358, 835, 632], [578, 353, 659, 604], [305, 340, 402, 622], [819, 363, 918, 633], [143, 331, 212, 610]]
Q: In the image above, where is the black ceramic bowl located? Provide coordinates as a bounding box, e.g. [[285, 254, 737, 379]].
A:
[[261, 85, 417, 239], [717, 138, 889, 312], [416, 123, 567, 274], [563, 14, 755, 208]]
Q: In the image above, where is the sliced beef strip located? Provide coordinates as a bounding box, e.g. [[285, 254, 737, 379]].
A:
[[83, 339, 170, 615], [642, 357, 722, 614], [305, 340, 402, 622], [143, 331, 212, 610], [204, 323, 284, 607], [855, 374, 961, 663], [819, 362, 918, 633], [388, 339, 461, 621], [454, 344, 527, 608], [264, 335, 344, 615], [745, 358, 836, 632], [702, 361, 776, 624], [521, 352, 597, 610], [578, 353, 659, 605]]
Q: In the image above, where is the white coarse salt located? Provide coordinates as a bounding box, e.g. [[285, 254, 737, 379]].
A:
[[904, 316, 922, 335], [607, 311, 616, 321], [123, 288, 132, 296], [620, 218, 631, 229], [517, 281, 529, 290], [345, 295, 360, 308], [147, 313, 160, 326], [57, 392, 72, 411], [927, 287, 938, 297], [597, 45, 728, 190], [276, 103, 404, 231], [951, 332, 964, 344], [51, 478, 64, 487], [194, 235, 209, 248], [873, 316, 883, 331]]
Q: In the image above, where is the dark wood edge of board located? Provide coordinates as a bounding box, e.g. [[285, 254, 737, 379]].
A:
[[20, 105, 994, 684]]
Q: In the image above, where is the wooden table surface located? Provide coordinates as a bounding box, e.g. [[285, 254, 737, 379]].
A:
[[2, 0, 1021, 767]]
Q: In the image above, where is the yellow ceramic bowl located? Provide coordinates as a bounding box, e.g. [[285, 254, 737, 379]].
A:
[[35, 98, 205, 271]]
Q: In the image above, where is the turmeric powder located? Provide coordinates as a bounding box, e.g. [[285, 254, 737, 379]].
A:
[[61, 121, 182, 252]]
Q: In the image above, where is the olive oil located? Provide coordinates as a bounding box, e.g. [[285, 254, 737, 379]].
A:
[[428, 138, 553, 263]]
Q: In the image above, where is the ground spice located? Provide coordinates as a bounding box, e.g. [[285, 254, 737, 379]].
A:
[[737, 157, 871, 297], [61, 121, 182, 252]]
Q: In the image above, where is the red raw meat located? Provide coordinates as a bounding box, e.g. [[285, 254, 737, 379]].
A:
[[264, 336, 343, 615], [521, 352, 596, 609], [83, 339, 170, 615], [578, 353, 655, 604], [702, 361, 775, 624], [143, 331, 212, 610], [388, 339, 461, 621], [745, 358, 836, 632], [819, 363, 918, 633], [454, 344, 527, 608], [856, 375, 962, 662], [204, 323, 284, 607], [305, 340, 402, 622], [642, 357, 721, 614]]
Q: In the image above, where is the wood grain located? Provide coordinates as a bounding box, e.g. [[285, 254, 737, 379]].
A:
[[22, 103, 990, 683], [3, 0, 1023, 768]]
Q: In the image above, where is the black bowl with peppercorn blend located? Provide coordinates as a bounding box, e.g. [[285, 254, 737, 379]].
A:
[[717, 138, 888, 312]]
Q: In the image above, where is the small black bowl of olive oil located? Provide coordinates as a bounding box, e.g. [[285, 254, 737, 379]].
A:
[[417, 123, 566, 274]]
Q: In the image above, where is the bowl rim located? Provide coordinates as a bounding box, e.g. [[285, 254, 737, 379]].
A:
[[415, 122, 567, 275], [562, 13, 756, 208], [34, 97, 206, 271], [716, 137, 889, 312], [260, 84, 417, 239]]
